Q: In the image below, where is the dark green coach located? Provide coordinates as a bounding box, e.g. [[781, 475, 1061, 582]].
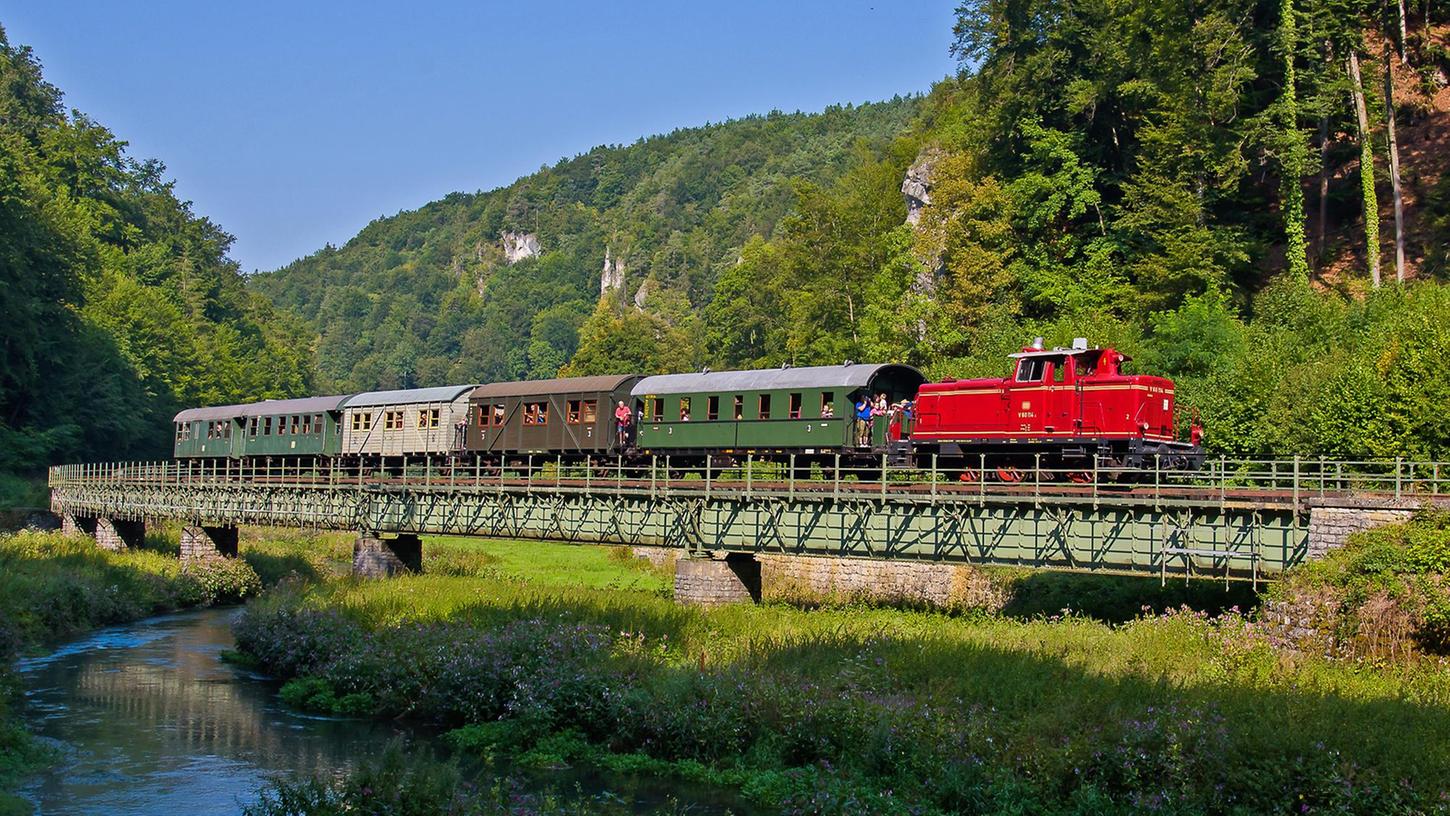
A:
[[630, 363, 923, 460]]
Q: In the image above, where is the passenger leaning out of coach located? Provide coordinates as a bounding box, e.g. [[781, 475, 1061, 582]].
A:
[[854, 395, 872, 446], [615, 401, 632, 446]]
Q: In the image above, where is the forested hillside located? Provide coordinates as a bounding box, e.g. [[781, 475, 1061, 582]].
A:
[[257, 0, 1450, 459], [0, 26, 311, 478], [252, 100, 919, 390]]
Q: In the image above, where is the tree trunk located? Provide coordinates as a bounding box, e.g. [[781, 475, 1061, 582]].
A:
[[1347, 49, 1381, 287], [1397, 0, 1412, 66], [1279, 0, 1310, 278], [1384, 48, 1407, 283], [1317, 114, 1330, 263]]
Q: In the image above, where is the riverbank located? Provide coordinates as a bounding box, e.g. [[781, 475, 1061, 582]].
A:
[[233, 533, 1450, 815], [0, 528, 279, 813]]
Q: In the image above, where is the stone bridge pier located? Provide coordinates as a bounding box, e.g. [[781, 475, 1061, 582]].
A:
[[353, 533, 422, 578], [181, 524, 238, 561], [61, 513, 145, 552]]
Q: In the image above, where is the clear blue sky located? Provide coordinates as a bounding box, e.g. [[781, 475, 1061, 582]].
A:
[[1, 1, 958, 272]]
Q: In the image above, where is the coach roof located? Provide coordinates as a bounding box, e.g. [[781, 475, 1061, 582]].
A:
[[470, 374, 640, 400], [340, 385, 478, 409], [631, 363, 922, 397]]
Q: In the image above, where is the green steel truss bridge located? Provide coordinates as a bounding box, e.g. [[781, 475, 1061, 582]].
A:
[[48, 456, 1449, 585]]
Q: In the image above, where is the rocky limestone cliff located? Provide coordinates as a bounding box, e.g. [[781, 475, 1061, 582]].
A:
[[901, 146, 943, 226], [501, 231, 541, 264], [601, 246, 626, 297]]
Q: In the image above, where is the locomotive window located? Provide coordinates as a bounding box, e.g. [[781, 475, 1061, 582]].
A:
[[706, 396, 719, 421], [733, 395, 744, 420], [758, 394, 772, 420], [1016, 359, 1047, 382], [679, 397, 691, 421], [821, 392, 834, 417], [788, 393, 803, 419], [581, 400, 598, 423], [567, 400, 582, 424], [1052, 361, 1066, 383]]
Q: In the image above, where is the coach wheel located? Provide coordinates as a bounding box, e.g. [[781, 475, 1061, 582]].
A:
[[995, 466, 1025, 483]]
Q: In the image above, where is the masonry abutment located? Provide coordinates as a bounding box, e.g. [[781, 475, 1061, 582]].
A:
[[94, 518, 145, 552], [60, 512, 97, 538], [673, 552, 761, 606], [180, 524, 239, 561], [353, 533, 422, 577]]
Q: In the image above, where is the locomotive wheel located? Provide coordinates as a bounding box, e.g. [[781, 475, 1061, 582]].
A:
[[1066, 470, 1093, 484], [994, 466, 1025, 483], [956, 468, 981, 483]]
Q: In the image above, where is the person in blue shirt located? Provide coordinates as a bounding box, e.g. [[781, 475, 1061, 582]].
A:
[[854, 395, 872, 447]]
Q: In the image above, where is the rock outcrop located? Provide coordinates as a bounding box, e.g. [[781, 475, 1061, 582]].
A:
[[501, 231, 541, 264], [901, 147, 943, 226], [601, 247, 626, 297]]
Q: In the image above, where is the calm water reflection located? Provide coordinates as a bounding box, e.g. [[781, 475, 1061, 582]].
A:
[[17, 608, 413, 815], [16, 608, 747, 815]]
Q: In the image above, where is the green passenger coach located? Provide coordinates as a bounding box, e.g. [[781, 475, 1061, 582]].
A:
[[236, 396, 350, 458], [174, 396, 350, 459], [630, 363, 924, 461]]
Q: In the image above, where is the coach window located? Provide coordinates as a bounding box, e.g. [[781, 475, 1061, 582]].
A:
[[248, 417, 258, 437], [758, 394, 772, 420], [263, 417, 273, 435], [384, 410, 403, 431], [821, 391, 835, 417], [1016, 358, 1047, 382], [292, 415, 302, 434], [733, 395, 744, 420], [788, 393, 803, 419], [679, 397, 692, 420], [581, 400, 598, 423], [567, 400, 582, 424], [651, 397, 664, 420], [524, 402, 547, 426], [477, 405, 489, 427], [301, 415, 312, 435], [417, 408, 440, 429], [314, 413, 323, 432], [491, 404, 505, 426], [706, 396, 719, 421]]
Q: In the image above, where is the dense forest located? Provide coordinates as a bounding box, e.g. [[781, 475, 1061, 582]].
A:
[[258, 0, 1450, 460], [0, 25, 312, 479]]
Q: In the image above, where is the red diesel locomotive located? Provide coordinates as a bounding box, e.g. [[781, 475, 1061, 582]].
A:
[[907, 340, 1202, 480]]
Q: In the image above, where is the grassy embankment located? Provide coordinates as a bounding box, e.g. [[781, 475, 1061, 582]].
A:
[[0, 526, 318, 815], [235, 527, 1450, 816]]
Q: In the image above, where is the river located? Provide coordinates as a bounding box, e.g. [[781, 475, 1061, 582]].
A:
[[14, 607, 747, 815]]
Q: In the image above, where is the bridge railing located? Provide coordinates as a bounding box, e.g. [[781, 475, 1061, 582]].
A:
[[48, 454, 1448, 511]]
